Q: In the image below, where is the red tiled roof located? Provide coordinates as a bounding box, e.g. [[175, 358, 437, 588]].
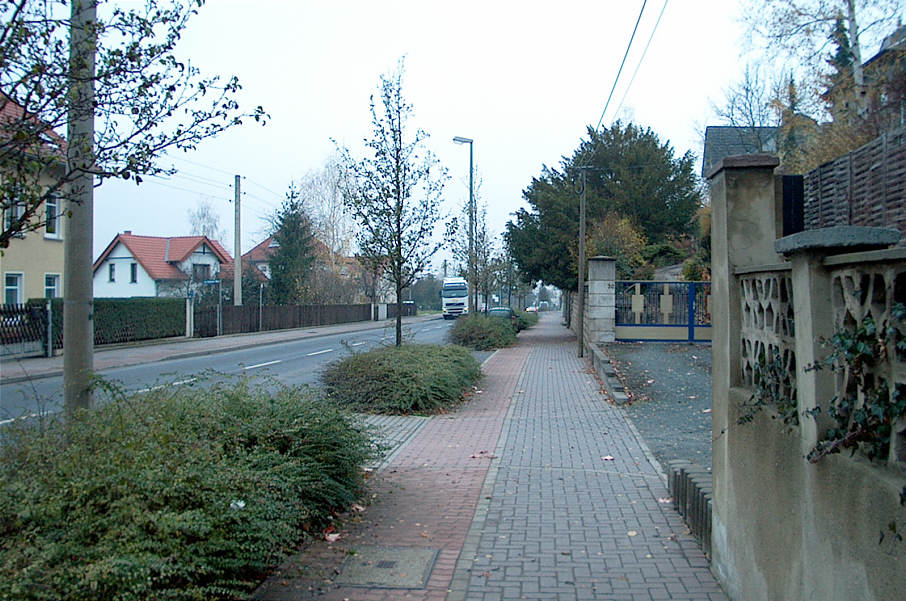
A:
[[243, 236, 276, 263], [0, 92, 67, 154], [93, 233, 233, 281]]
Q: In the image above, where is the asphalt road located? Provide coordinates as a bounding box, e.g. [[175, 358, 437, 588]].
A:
[[1, 318, 457, 423]]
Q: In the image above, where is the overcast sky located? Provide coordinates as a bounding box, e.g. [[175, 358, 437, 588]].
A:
[[95, 0, 749, 267]]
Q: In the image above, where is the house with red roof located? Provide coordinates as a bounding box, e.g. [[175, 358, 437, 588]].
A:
[[92, 231, 233, 298]]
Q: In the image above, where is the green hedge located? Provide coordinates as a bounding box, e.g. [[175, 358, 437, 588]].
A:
[[448, 313, 518, 351], [0, 378, 374, 601], [28, 297, 186, 348], [322, 344, 481, 415]]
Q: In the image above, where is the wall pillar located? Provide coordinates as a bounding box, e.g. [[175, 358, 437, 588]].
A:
[[584, 256, 615, 345]]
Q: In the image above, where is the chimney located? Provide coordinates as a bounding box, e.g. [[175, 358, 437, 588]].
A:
[[124, 230, 132, 235]]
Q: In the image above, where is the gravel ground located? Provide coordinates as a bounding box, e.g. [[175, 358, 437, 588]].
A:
[[604, 342, 714, 471]]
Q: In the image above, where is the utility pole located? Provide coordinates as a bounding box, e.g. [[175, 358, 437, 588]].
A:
[[577, 169, 587, 358], [233, 174, 242, 305], [63, 0, 97, 416], [468, 143, 475, 314]]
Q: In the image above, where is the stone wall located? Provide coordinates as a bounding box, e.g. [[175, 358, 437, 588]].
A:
[[708, 154, 906, 601]]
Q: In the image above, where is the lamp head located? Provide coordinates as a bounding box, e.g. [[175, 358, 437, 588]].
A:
[[452, 136, 473, 145]]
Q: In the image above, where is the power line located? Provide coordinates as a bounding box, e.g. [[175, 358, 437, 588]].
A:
[[612, 0, 669, 120], [593, 0, 648, 134]]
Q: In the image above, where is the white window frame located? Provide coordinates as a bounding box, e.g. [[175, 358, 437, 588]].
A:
[[44, 195, 61, 239], [44, 273, 60, 298], [4, 199, 26, 239], [5, 272, 24, 305]]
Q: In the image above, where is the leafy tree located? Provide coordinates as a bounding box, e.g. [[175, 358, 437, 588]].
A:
[[587, 212, 648, 279], [409, 273, 442, 310], [0, 0, 265, 248], [268, 185, 315, 305], [506, 122, 700, 291], [338, 61, 447, 346]]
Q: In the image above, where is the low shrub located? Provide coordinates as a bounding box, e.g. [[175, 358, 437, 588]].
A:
[[449, 313, 517, 350], [0, 378, 374, 601], [322, 344, 481, 415], [514, 310, 539, 332]]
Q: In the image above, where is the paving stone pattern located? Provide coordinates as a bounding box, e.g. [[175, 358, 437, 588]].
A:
[[452, 323, 727, 601], [254, 315, 727, 600]]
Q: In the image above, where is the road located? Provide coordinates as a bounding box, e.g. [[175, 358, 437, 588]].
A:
[[1, 318, 457, 423]]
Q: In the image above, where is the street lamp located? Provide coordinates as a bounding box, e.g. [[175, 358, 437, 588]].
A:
[[453, 136, 475, 314]]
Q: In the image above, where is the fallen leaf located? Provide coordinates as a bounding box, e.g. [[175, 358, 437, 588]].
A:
[[602, 455, 615, 461], [646, 379, 655, 384], [421, 531, 429, 538], [627, 530, 638, 537], [352, 504, 365, 512], [702, 408, 712, 413], [325, 533, 341, 542], [658, 497, 673, 504], [688, 395, 697, 399]]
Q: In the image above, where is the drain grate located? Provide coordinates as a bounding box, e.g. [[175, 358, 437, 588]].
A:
[[334, 546, 439, 589]]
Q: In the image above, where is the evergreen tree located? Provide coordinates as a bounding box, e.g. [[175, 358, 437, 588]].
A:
[[268, 185, 315, 305]]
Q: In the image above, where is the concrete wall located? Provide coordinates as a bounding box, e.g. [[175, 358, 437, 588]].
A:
[[708, 154, 906, 601]]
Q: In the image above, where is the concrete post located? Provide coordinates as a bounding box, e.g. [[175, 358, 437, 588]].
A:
[[585, 256, 616, 346]]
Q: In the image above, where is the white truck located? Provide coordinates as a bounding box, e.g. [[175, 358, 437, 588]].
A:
[[441, 277, 469, 319]]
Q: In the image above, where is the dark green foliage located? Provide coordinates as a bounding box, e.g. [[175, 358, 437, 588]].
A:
[[322, 344, 481, 415], [514, 310, 539, 332], [506, 122, 701, 291], [738, 347, 799, 428], [449, 313, 518, 351], [0, 378, 374, 601], [807, 304, 906, 463], [28, 297, 185, 348], [409, 274, 443, 310], [268, 186, 316, 305], [641, 243, 685, 268]]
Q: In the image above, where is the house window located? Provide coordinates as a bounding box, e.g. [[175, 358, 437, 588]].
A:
[[44, 274, 60, 298], [193, 263, 211, 281], [45, 196, 61, 238], [4, 273, 23, 305], [130, 263, 138, 283], [108, 263, 115, 282], [4, 199, 26, 238]]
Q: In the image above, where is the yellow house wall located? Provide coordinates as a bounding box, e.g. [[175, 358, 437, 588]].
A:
[[2, 188, 65, 302]]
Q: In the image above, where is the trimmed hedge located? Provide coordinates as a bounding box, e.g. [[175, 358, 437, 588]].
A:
[[448, 313, 518, 351], [0, 378, 374, 601], [322, 344, 481, 415], [28, 297, 186, 348]]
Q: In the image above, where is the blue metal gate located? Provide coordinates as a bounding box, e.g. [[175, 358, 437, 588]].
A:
[[614, 281, 712, 342]]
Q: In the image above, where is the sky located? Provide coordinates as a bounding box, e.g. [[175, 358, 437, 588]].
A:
[[94, 0, 749, 269]]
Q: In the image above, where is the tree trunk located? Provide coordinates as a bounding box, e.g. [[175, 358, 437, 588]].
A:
[[846, 0, 866, 113], [395, 281, 402, 346]]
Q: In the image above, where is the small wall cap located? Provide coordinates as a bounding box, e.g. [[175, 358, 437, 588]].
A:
[[705, 153, 779, 180], [774, 226, 900, 256], [589, 256, 615, 261]]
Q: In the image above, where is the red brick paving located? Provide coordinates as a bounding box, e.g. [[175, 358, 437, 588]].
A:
[[253, 343, 532, 600]]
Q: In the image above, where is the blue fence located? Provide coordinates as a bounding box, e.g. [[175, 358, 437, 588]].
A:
[[615, 281, 712, 342]]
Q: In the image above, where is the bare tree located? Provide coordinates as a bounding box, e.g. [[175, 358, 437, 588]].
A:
[[338, 60, 447, 346], [188, 197, 225, 242], [712, 64, 782, 149], [298, 156, 356, 261]]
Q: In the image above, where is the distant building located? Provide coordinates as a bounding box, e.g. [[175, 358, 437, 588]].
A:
[[92, 231, 233, 298], [701, 125, 778, 177]]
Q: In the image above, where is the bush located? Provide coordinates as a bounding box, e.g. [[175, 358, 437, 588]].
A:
[[0, 378, 374, 601], [27, 297, 186, 349], [641, 242, 685, 267], [514, 310, 539, 332], [449, 313, 518, 351], [322, 344, 481, 415]]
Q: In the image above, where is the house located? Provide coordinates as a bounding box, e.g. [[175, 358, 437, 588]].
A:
[[1, 94, 67, 305], [92, 231, 233, 298], [701, 125, 778, 178]]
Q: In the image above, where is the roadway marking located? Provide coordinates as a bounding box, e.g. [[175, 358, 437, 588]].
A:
[[0, 412, 42, 426], [305, 348, 334, 356], [245, 360, 282, 370], [136, 377, 197, 394], [350, 342, 366, 347]]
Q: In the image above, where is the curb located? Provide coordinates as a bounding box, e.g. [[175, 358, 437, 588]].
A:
[[586, 342, 630, 405]]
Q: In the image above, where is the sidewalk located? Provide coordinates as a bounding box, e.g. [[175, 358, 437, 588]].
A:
[[254, 313, 727, 600], [0, 314, 438, 384]]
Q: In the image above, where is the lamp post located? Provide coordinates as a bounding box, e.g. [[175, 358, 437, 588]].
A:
[[453, 136, 475, 314]]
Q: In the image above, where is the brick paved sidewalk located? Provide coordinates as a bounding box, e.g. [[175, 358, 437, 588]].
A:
[[254, 314, 727, 600]]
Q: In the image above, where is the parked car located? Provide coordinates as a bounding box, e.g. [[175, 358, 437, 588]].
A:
[[525, 306, 538, 313], [487, 307, 517, 327]]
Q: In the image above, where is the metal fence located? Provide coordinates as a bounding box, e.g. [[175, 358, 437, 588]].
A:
[[1, 302, 50, 358], [615, 281, 712, 342]]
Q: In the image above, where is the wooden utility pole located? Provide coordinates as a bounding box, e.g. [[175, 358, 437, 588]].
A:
[[233, 174, 242, 305], [63, 0, 97, 416]]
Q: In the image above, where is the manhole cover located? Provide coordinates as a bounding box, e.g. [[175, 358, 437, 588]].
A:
[[334, 546, 439, 589]]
